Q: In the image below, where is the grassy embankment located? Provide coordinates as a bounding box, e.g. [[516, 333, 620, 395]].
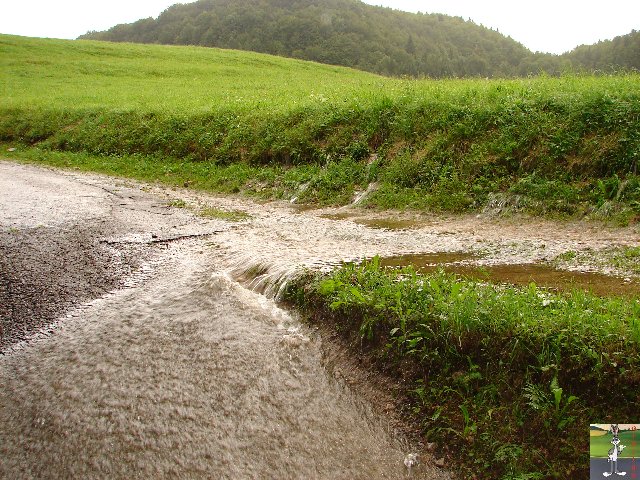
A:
[[2, 35, 640, 222], [3, 35, 640, 479], [286, 260, 640, 479]]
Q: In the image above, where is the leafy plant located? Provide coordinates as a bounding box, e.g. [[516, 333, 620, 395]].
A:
[[550, 377, 579, 431], [524, 377, 578, 431], [458, 404, 477, 439]]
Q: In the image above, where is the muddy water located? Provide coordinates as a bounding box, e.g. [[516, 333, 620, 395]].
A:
[[4, 161, 640, 479], [378, 252, 478, 268], [321, 213, 432, 231], [377, 253, 640, 297], [0, 246, 444, 479], [454, 263, 640, 297], [355, 218, 429, 230], [0, 162, 449, 479]]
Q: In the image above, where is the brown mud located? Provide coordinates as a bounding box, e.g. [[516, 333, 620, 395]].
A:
[[375, 253, 640, 297]]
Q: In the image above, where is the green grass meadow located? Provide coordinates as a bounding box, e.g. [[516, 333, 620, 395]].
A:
[[0, 35, 382, 113], [591, 430, 637, 458], [3, 34, 640, 219]]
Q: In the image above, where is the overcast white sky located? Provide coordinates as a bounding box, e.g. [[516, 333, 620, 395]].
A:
[[0, 1, 638, 54]]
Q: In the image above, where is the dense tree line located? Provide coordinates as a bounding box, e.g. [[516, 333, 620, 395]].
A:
[[80, 0, 637, 78], [565, 30, 640, 72]]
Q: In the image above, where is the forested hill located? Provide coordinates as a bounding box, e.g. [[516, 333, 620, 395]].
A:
[[563, 30, 640, 72], [80, 0, 639, 78], [80, 0, 555, 78]]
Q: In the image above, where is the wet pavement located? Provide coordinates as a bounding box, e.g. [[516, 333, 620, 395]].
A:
[[2, 159, 639, 479]]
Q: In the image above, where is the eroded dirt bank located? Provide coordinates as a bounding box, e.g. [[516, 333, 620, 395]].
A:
[[1, 160, 638, 479]]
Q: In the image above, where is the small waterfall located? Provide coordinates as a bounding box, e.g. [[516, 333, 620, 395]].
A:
[[224, 252, 345, 301], [289, 181, 311, 205], [351, 182, 379, 206], [482, 192, 525, 215], [226, 254, 305, 300]]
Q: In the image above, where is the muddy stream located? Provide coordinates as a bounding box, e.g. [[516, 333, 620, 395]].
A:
[[1, 161, 638, 479]]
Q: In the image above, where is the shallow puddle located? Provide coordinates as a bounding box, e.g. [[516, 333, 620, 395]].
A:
[[354, 218, 430, 230], [289, 203, 319, 213], [455, 263, 640, 297], [321, 214, 429, 230], [378, 252, 477, 268], [320, 212, 354, 221], [378, 254, 640, 297]]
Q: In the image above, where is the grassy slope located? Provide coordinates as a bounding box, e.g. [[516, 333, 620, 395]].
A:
[[3, 35, 640, 220], [0, 35, 378, 112], [287, 261, 640, 478]]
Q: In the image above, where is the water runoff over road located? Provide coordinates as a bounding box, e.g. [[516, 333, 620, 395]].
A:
[[2, 160, 638, 478], [0, 161, 452, 479]]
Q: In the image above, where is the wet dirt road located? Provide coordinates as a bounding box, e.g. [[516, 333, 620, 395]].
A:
[[2, 160, 638, 479], [0, 161, 451, 479]]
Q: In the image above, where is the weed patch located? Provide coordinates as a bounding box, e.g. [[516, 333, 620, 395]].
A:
[[286, 258, 640, 478], [197, 207, 251, 222]]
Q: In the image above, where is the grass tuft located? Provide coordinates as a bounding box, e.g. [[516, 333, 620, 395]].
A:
[[197, 207, 251, 221]]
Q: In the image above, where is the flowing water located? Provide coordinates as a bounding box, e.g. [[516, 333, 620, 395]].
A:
[[1, 245, 442, 479], [0, 162, 450, 479], [2, 161, 638, 479]]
